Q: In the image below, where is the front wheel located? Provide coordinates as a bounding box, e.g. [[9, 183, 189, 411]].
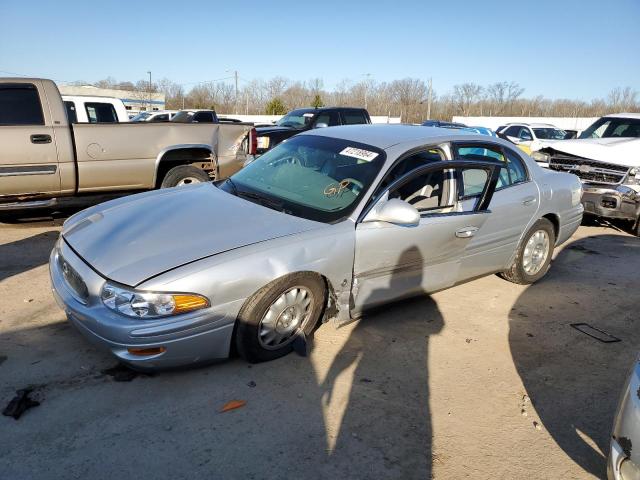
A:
[[160, 165, 211, 188], [235, 273, 326, 363], [499, 218, 556, 285]]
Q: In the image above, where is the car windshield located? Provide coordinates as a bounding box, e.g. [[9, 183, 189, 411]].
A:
[[533, 128, 566, 140], [276, 110, 315, 128], [130, 112, 151, 122], [579, 117, 640, 139], [171, 111, 195, 123], [224, 135, 386, 223]]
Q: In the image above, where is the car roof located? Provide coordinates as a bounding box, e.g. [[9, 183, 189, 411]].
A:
[[504, 122, 557, 128], [302, 124, 507, 150], [603, 112, 640, 119]]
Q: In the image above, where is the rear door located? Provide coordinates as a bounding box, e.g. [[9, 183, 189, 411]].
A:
[[0, 81, 61, 197], [352, 157, 501, 314], [453, 142, 540, 279]]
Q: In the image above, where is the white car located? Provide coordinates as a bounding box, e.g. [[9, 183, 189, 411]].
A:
[[496, 123, 567, 152], [130, 110, 179, 122], [62, 95, 129, 123]]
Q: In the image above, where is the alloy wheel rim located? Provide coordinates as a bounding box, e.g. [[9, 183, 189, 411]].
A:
[[523, 229, 550, 275], [258, 286, 313, 350]]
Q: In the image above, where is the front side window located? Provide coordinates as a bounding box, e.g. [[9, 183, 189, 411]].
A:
[[0, 83, 44, 125], [225, 135, 386, 223], [150, 114, 169, 122], [314, 111, 340, 127], [85, 102, 118, 123], [518, 128, 533, 141], [503, 126, 521, 137]]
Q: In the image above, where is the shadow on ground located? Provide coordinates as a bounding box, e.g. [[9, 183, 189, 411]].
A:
[[0, 230, 59, 282], [509, 233, 640, 477]]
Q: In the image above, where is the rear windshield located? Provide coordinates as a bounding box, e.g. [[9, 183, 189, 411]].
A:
[[224, 135, 386, 223]]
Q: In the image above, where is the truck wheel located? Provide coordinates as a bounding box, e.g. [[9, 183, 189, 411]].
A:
[[499, 218, 556, 285], [235, 273, 326, 363], [160, 165, 211, 188]]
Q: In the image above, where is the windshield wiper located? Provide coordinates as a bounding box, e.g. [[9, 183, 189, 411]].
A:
[[237, 190, 286, 212], [225, 177, 239, 195]]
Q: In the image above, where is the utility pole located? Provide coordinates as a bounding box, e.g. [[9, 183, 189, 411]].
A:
[[362, 73, 372, 110], [426, 77, 432, 120], [234, 70, 238, 114], [147, 71, 152, 111]]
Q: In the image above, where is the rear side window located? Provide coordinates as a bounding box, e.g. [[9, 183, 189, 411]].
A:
[[0, 83, 45, 125], [504, 148, 528, 184], [85, 102, 117, 123], [150, 114, 169, 122], [193, 111, 215, 123], [342, 111, 367, 125], [64, 101, 78, 123], [455, 144, 528, 190]]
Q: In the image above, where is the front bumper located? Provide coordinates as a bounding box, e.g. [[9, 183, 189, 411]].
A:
[[582, 184, 639, 222], [49, 238, 241, 370]]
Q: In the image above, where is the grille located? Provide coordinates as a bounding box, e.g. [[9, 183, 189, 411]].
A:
[[57, 253, 89, 303], [549, 154, 630, 185]]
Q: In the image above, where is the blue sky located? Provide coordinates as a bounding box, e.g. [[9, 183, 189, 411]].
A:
[[1, 0, 638, 100]]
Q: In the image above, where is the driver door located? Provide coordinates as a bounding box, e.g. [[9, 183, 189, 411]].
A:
[[351, 159, 500, 315]]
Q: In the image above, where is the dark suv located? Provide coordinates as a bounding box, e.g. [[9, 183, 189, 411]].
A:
[[255, 107, 371, 154]]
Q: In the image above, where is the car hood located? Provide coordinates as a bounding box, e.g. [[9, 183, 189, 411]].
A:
[[540, 137, 640, 167], [255, 125, 300, 135], [62, 184, 323, 286]]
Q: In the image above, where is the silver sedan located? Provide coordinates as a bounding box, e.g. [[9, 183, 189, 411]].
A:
[[50, 125, 584, 369]]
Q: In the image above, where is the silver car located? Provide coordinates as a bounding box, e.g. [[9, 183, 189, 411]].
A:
[[50, 125, 584, 369], [609, 355, 640, 479]]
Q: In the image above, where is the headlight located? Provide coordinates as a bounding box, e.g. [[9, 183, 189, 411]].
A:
[[256, 136, 270, 149], [101, 283, 209, 319], [624, 167, 640, 185], [531, 151, 550, 163]]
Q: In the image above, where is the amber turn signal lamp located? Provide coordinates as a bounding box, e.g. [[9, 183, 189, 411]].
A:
[[173, 294, 210, 314], [127, 346, 167, 356]]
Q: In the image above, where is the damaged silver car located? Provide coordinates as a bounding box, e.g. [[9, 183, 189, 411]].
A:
[[50, 125, 584, 369]]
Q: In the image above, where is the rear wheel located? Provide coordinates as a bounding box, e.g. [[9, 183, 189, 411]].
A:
[[235, 273, 326, 363], [160, 165, 210, 188], [499, 218, 555, 285]]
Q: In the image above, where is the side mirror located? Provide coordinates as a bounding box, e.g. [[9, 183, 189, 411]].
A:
[[315, 122, 329, 129], [363, 198, 420, 227]]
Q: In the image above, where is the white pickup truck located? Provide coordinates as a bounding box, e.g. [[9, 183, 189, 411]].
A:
[[533, 113, 640, 235], [0, 78, 256, 210]]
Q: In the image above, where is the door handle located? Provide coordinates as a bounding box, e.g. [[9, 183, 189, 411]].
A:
[[30, 134, 52, 144], [455, 226, 479, 238], [522, 196, 537, 206]]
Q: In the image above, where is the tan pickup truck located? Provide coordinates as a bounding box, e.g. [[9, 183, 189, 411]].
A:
[[0, 78, 257, 210]]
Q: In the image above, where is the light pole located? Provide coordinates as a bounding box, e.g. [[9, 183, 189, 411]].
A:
[[147, 71, 152, 111]]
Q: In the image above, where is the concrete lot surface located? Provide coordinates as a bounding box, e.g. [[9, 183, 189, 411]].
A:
[[0, 212, 638, 479]]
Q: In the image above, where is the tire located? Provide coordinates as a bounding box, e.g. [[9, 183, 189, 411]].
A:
[[499, 218, 556, 285], [160, 165, 211, 188], [235, 272, 326, 363]]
